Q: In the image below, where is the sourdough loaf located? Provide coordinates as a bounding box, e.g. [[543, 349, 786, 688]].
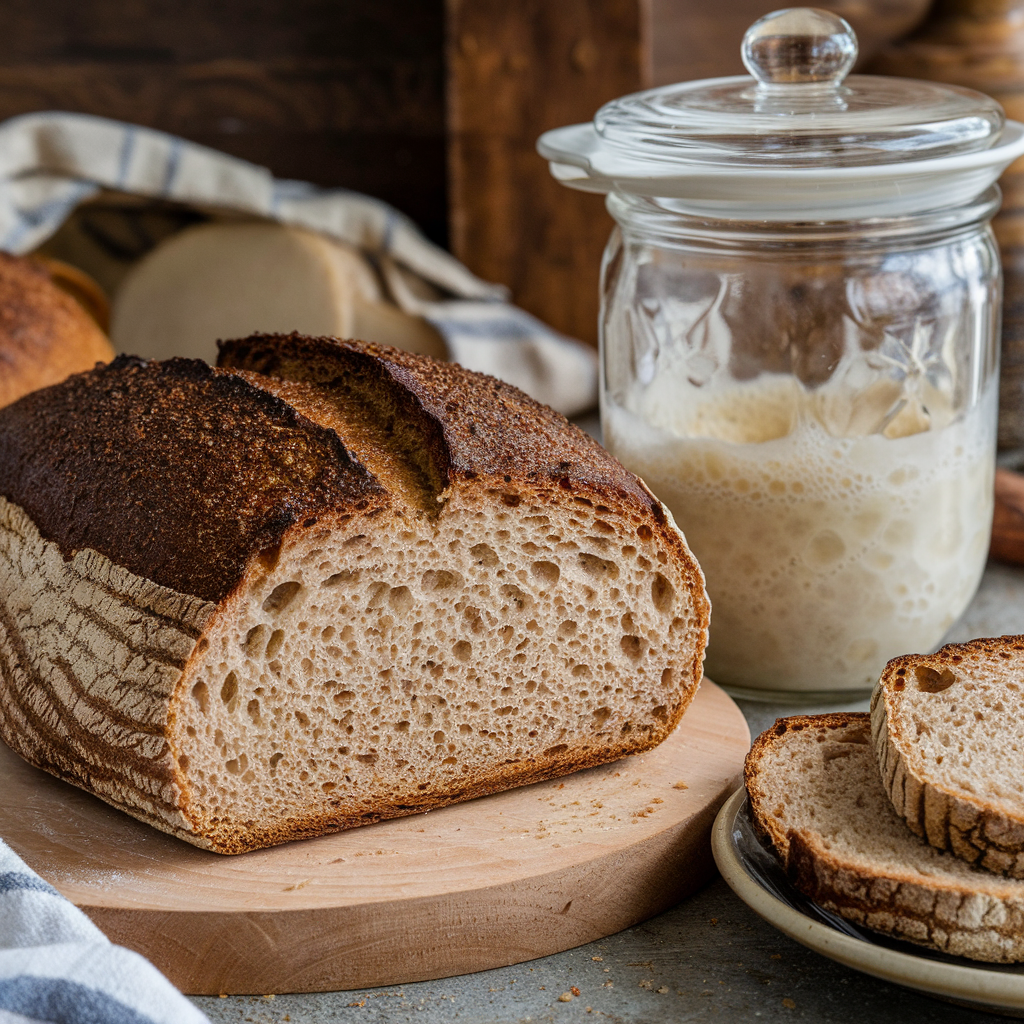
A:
[[873, 637, 1024, 876], [0, 334, 709, 854], [747, 713, 1024, 962], [0, 252, 113, 408]]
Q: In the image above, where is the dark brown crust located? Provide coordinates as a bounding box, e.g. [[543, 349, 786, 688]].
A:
[[0, 356, 386, 603], [217, 332, 654, 509], [875, 636, 1024, 875], [0, 252, 114, 408]]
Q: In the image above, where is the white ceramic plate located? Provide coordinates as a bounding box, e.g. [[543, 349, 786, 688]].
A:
[[712, 787, 1024, 1017]]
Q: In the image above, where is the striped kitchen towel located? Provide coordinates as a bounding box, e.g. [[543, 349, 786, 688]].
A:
[[0, 839, 208, 1024], [0, 110, 597, 417]]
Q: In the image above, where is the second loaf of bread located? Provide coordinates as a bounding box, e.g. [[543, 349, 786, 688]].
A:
[[0, 333, 709, 853]]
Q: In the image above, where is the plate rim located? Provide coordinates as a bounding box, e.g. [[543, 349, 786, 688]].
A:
[[711, 786, 1024, 1010]]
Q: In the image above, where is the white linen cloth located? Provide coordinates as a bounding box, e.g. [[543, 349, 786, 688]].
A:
[[0, 111, 598, 416], [0, 838, 208, 1024]]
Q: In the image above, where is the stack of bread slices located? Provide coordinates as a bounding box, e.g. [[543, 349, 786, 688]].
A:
[[746, 638, 1024, 962]]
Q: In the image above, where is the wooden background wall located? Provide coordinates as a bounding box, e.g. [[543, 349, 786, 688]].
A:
[[0, 1, 448, 245], [446, 0, 932, 346], [0, 1, 930, 343]]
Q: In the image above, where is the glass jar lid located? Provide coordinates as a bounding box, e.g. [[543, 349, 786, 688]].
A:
[[595, 8, 1003, 168], [537, 7, 1024, 220]]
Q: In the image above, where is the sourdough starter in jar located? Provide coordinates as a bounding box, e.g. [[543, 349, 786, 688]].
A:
[[540, 7, 1024, 694], [604, 378, 996, 693]]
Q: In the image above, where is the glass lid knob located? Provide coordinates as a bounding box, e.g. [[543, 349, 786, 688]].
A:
[[741, 7, 858, 87]]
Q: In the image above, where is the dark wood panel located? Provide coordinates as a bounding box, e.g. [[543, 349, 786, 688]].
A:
[[651, 0, 931, 84], [446, 0, 647, 347], [446, 0, 932, 347], [0, 1, 448, 244]]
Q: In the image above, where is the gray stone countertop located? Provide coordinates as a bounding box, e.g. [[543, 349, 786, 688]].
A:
[[192, 561, 1024, 1024]]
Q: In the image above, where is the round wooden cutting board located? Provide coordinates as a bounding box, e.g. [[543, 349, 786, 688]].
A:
[[0, 680, 749, 995]]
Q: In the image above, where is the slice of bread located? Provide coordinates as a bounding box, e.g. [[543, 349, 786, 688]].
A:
[[0, 335, 709, 853], [746, 713, 1024, 962], [873, 638, 1024, 876]]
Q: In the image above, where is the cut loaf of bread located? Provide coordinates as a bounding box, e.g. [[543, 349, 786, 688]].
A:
[[873, 637, 1024, 876], [0, 334, 708, 854], [746, 713, 1024, 962]]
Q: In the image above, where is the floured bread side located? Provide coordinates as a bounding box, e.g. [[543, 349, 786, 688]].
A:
[[874, 638, 1024, 876], [0, 497, 214, 839], [0, 340, 708, 853], [747, 713, 1024, 963]]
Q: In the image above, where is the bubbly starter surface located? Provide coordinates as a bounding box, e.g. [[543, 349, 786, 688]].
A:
[[604, 378, 995, 692]]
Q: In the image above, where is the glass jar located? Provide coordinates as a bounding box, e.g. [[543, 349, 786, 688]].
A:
[[540, 8, 1024, 698]]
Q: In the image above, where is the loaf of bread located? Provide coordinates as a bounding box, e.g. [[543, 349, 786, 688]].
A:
[[873, 637, 1024, 876], [0, 334, 709, 854], [110, 223, 446, 364], [0, 252, 114, 409], [747, 713, 1024, 962]]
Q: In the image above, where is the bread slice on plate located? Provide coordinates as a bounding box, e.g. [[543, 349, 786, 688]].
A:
[[746, 713, 1024, 963], [0, 334, 709, 853], [873, 638, 1024, 876]]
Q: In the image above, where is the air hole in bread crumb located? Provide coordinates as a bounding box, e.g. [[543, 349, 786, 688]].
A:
[[453, 640, 472, 661], [545, 744, 568, 756], [247, 699, 261, 723], [531, 561, 560, 585], [579, 552, 620, 581], [914, 665, 957, 693], [333, 690, 355, 705], [265, 629, 285, 658], [559, 620, 578, 638], [192, 681, 209, 714], [221, 672, 238, 707], [242, 625, 267, 656], [621, 635, 643, 660], [651, 574, 675, 614], [469, 542, 498, 567], [389, 586, 413, 614], [423, 569, 463, 591], [637, 525, 653, 541], [593, 707, 611, 726], [263, 581, 301, 613], [501, 584, 531, 611], [323, 569, 359, 588]]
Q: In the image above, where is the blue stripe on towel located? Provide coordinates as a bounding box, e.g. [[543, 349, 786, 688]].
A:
[[0, 872, 60, 899], [0, 976, 156, 1024], [160, 137, 183, 195], [117, 126, 137, 188]]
